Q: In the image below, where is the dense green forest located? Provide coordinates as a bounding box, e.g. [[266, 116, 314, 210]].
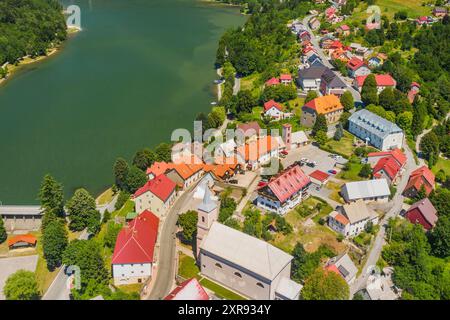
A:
[[0, 0, 67, 66]]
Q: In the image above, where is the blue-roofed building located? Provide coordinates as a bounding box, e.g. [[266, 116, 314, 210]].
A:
[[348, 109, 404, 151]]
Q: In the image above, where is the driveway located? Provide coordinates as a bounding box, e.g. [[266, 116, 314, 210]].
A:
[[0, 255, 38, 300]]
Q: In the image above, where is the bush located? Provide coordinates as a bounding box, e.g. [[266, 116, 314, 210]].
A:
[[115, 191, 130, 211]]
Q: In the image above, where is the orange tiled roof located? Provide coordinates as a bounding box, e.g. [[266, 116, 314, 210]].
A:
[[8, 234, 37, 247], [236, 136, 279, 162], [304, 95, 344, 115]]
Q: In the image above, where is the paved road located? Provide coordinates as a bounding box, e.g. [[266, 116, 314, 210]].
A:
[[0, 255, 38, 300], [301, 15, 361, 103], [233, 76, 241, 95], [350, 140, 417, 297], [146, 183, 200, 300]]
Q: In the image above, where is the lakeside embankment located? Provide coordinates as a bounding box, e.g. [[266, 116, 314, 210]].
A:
[[0, 27, 80, 87]]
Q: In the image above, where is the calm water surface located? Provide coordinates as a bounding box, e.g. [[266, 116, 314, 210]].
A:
[[0, 0, 245, 203]]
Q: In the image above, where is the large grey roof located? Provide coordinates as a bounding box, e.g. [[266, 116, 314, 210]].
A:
[[349, 109, 403, 139], [342, 179, 390, 200], [298, 65, 329, 81], [201, 222, 293, 281], [321, 69, 346, 87], [328, 253, 358, 283]]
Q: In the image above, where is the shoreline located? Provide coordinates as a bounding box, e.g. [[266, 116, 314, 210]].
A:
[[0, 27, 80, 88]]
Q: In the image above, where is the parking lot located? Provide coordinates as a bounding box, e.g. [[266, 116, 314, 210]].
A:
[[281, 144, 347, 176], [0, 255, 38, 300]]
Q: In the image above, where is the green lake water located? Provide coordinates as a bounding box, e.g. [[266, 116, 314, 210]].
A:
[[0, 0, 245, 204]]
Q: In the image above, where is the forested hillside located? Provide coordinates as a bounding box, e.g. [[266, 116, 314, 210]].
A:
[[0, 0, 67, 66]]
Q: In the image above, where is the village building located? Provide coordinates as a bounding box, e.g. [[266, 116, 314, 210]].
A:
[[217, 139, 237, 158], [328, 200, 379, 236], [372, 156, 402, 185], [403, 166, 435, 198], [236, 135, 279, 170], [297, 65, 328, 91], [256, 165, 311, 215], [336, 24, 350, 37], [346, 57, 371, 78], [196, 185, 220, 257], [407, 82, 420, 104], [405, 198, 438, 231], [320, 69, 347, 96], [433, 7, 448, 17], [265, 77, 280, 87], [199, 222, 301, 300], [341, 179, 390, 203], [111, 210, 159, 285], [353, 74, 396, 94], [325, 253, 358, 284], [348, 109, 404, 151], [146, 161, 203, 189], [308, 170, 330, 187], [0, 206, 43, 232], [308, 17, 321, 30], [280, 74, 293, 85], [134, 173, 177, 217], [7, 234, 37, 250], [263, 100, 291, 120], [164, 278, 210, 300], [368, 56, 382, 68], [366, 149, 407, 169], [290, 130, 309, 149], [301, 94, 344, 127], [236, 121, 262, 139]]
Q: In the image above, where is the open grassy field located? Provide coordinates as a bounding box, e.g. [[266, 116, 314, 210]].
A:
[[432, 157, 450, 176], [96, 188, 114, 205], [271, 197, 346, 254], [324, 130, 355, 158]]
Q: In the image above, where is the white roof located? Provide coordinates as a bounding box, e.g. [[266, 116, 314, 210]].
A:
[[276, 277, 302, 300], [201, 222, 293, 281], [291, 131, 308, 144], [342, 200, 377, 224], [342, 179, 390, 201], [219, 139, 237, 157]]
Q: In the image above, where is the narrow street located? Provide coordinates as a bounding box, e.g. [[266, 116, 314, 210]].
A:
[[146, 182, 199, 300], [350, 140, 417, 296]]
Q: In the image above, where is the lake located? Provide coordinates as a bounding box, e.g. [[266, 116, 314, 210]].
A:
[[0, 0, 245, 204]]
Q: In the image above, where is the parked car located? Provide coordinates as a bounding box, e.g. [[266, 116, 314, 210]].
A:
[[328, 169, 337, 174], [228, 179, 238, 184], [307, 162, 316, 168], [280, 150, 289, 156]]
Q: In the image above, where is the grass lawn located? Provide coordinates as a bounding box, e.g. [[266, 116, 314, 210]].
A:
[[326, 181, 345, 204], [324, 130, 355, 158], [113, 200, 135, 218], [337, 161, 365, 181], [177, 253, 246, 300], [116, 283, 143, 294], [270, 198, 346, 254], [96, 188, 113, 205], [241, 73, 262, 97], [432, 157, 450, 176]]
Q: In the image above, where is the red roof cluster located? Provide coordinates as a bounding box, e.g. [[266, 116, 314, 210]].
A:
[[404, 166, 435, 196], [264, 100, 283, 112], [134, 173, 176, 202], [373, 157, 401, 180], [355, 74, 396, 88], [267, 165, 310, 203], [368, 149, 407, 168], [164, 278, 209, 300], [112, 210, 159, 265]]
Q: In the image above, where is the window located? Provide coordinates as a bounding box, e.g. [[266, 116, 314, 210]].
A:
[[215, 263, 222, 268], [202, 216, 205, 223], [234, 272, 242, 278], [257, 282, 264, 288]]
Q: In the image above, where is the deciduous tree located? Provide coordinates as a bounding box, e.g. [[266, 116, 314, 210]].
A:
[[43, 219, 68, 270], [66, 188, 97, 231], [4, 270, 40, 300], [302, 267, 350, 300]]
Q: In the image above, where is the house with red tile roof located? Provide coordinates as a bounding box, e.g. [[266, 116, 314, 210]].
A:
[[236, 135, 280, 170], [367, 149, 407, 169], [265, 77, 280, 87], [408, 82, 420, 104], [309, 170, 330, 186], [164, 278, 210, 300], [372, 156, 402, 185], [403, 166, 435, 198], [256, 164, 311, 215], [280, 74, 293, 85], [134, 174, 177, 217], [236, 121, 262, 139], [336, 24, 351, 37], [146, 161, 203, 189], [112, 210, 159, 285], [8, 234, 37, 249], [346, 57, 370, 78], [301, 94, 344, 127], [263, 100, 291, 120], [353, 74, 396, 94], [405, 198, 438, 231]]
